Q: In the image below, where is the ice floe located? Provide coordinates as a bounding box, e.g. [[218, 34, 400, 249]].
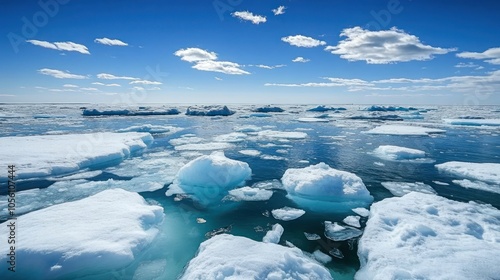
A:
[[324, 221, 363, 241], [435, 161, 500, 185], [297, 117, 330, 122], [304, 232, 322, 240], [179, 234, 332, 279], [238, 149, 262, 156], [281, 163, 373, 211], [365, 125, 445, 136], [233, 125, 262, 132], [263, 223, 285, 244], [186, 105, 234, 116], [213, 132, 247, 143], [227, 186, 273, 201], [271, 207, 306, 221], [452, 179, 500, 195], [0, 132, 153, 181], [83, 107, 180, 116], [363, 105, 417, 112], [0, 189, 164, 279], [356, 192, 500, 280], [352, 207, 370, 217], [444, 118, 500, 127], [257, 130, 308, 139], [313, 250, 332, 264], [381, 182, 437, 197], [343, 215, 361, 228], [371, 145, 429, 162], [117, 124, 182, 134], [253, 106, 284, 113], [174, 142, 234, 151]]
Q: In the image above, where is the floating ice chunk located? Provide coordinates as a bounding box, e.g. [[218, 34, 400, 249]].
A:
[[304, 232, 321, 240], [83, 108, 180, 116], [180, 234, 332, 279], [433, 181, 450, 186], [168, 136, 204, 146], [258, 130, 308, 139], [352, 207, 370, 217], [373, 161, 385, 166], [452, 179, 500, 195], [263, 223, 284, 244], [252, 179, 284, 190], [233, 125, 262, 132], [132, 259, 168, 280], [238, 149, 261, 156], [313, 250, 332, 264], [363, 105, 417, 112], [343, 215, 361, 228], [253, 106, 284, 113], [444, 119, 500, 127], [117, 124, 182, 134], [272, 207, 306, 221], [228, 187, 273, 201], [329, 248, 345, 259], [186, 105, 234, 116], [260, 154, 287, 161], [299, 160, 310, 164], [435, 161, 500, 185], [174, 142, 234, 151], [324, 221, 363, 241], [213, 132, 247, 143], [33, 114, 66, 118], [0, 189, 163, 279], [381, 182, 437, 197], [356, 192, 500, 280], [282, 163, 373, 212], [49, 170, 103, 181], [372, 145, 431, 162], [365, 125, 445, 136], [297, 117, 330, 122], [0, 132, 153, 181], [167, 151, 251, 205], [196, 218, 206, 224], [307, 105, 337, 112]]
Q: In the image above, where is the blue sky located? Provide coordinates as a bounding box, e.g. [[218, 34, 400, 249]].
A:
[[1, 0, 500, 105]]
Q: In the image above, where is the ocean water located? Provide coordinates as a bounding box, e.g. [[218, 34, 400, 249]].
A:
[[1, 103, 499, 279]]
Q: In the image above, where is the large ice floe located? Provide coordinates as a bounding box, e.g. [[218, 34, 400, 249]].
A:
[[371, 145, 430, 162], [436, 161, 500, 194], [444, 118, 500, 127], [0, 132, 153, 181], [356, 192, 500, 280], [166, 151, 252, 205], [365, 125, 445, 136], [179, 234, 333, 279], [0, 189, 164, 279], [281, 163, 373, 212], [185, 105, 234, 116]]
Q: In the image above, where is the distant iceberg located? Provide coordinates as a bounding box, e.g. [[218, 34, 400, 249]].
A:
[[186, 105, 234, 116], [356, 192, 500, 280], [83, 107, 180, 116], [0, 189, 164, 279], [307, 105, 346, 112], [281, 163, 373, 212], [253, 105, 285, 113], [362, 105, 417, 112], [444, 118, 500, 127], [179, 234, 332, 279]]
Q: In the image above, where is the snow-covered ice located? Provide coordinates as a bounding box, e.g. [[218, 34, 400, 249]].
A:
[[263, 223, 284, 244], [324, 221, 363, 241], [213, 132, 247, 143], [281, 163, 373, 211], [365, 125, 445, 136], [238, 149, 261, 156], [117, 124, 182, 134], [372, 145, 431, 162], [186, 105, 234, 116], [381, 182, 437, 197], [0, 132, 153, 181], [271, 207, 306, 221], [356, 192, 500, 280], [233, 125, 262, 132], [179, 234, 332, 279], [304, 232, 321, 240], [0, 189, 164, 279], [343, 215, 361, 228], [352, 207, 370, 217], [257, 130, 308, 139], [174, 142, 234, 151], [436, 161, 500, 185], [444, 118, 500, 127], [297, 117, 330, 123], [313, 250, 332, 264], [227, 186, 273, 201], [452, 179, 500, 195]]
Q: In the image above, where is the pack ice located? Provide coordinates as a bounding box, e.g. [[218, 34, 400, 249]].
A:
[[365, 125, 445, 136], [179, 234, 333, 280], [0, 189, 164, 279], [0, 132, 153, 181], [356, 192, 500, 280], [436, 161, 500, 194], [281, 163, 373, 211]]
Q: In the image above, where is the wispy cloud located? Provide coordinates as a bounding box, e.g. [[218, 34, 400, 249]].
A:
[[174, 48, 218, 62], [281, 35, 326, 48], [38, 68, 88, 79], [92, 82, 121, 87], [94, 37, 128, 46], [63, 84, 79, 88], [325, 27, 455, 64], [174, 47, 249, 75], [252, 64, 286, 69], [292, 57, 310, 63], [97, 73, 138, 80], [232, 11, 266, 24], [215, 77, 223, 81], [27, 40, 90, 54], [272, 6, 286, 16], [129, 80, 162, 85], [457, 47, 500, 65], [455, 62, 479, 68]]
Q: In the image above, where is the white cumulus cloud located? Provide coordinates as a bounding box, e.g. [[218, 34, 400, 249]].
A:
[[27, 40, 90, 54], [38, 68, 87, 79], [94, 38, 128, 46], [97, 73, 138, 80], [272, 6, 286, 15], [457, 47, 500, 65], [292, 57, 310, 63], [232, 11, 267, 24], [281, 35, 326, 48], [325, 27, 455, 64], [193, 60, 250, 75], [174, 48, 218, 62], [92, 82, 121, 87]]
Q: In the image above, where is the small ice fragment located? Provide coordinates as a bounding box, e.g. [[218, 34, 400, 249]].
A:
[[352, 207, 370, 217], [271, 207, 305, 221], [263, 223, 284, 244], [343, 215, 361, 228], [329, 248, 344, 259], [325, 221, 363, 241], [304, 232, 321, 241], [196, 218, 206, 224], [313, 250, 332, 264]]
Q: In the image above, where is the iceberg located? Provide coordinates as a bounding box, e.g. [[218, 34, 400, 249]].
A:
[[166, 151, 251, 205], [381, 182, 437, 197], [444, 118, 500, 127], [179, 234, 332, 279], [253, 106, 285, 113], [356, 192, 500, 280], [82, 107, 180, 116], [307, 105, 336, 112], [185, 105, 234, 116], [365, 125, 445, 136], [0, 132, 153, 181], [372, 145, 428, 161], [281, 163, 373, 212], [227, 186, 273, 201], [324, 221, 363, 241], [263, 223, 285, 244], [271, 207, 306, 221], [0, 189, 163, 279], [349, 114, 403, 121], [363, 105, 417, 112], [435, 161, 500, 185]]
